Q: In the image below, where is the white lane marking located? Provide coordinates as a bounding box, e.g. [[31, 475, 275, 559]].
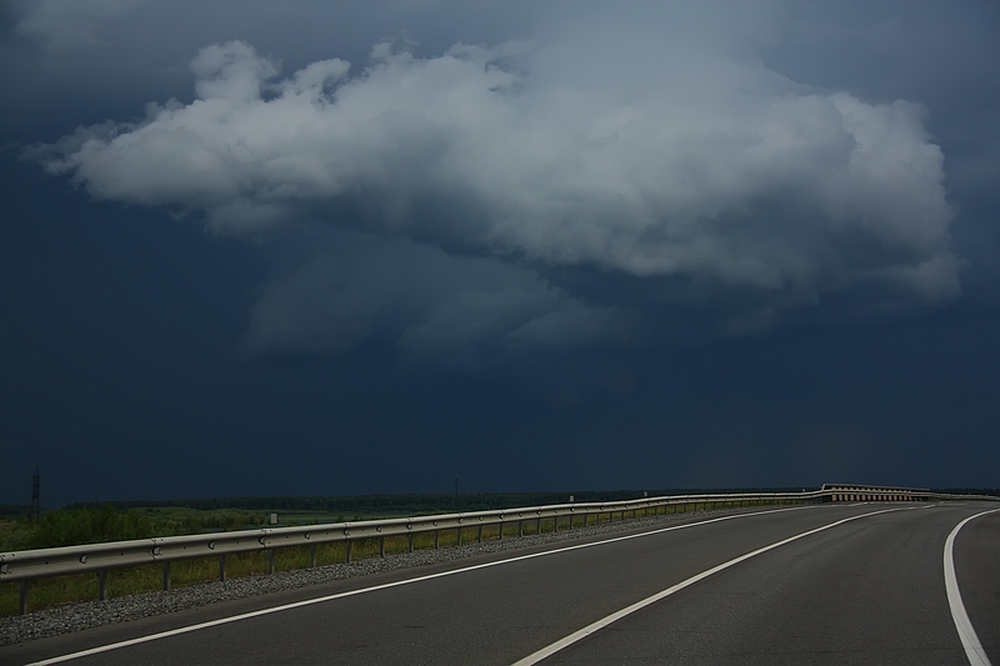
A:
[[21, 504, 824, 665], [944, 508, 1000, 666], [510, 507, 910, 666]]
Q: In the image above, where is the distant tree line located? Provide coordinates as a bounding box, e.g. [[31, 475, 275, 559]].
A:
[[0, 505, 32, 519], [5, 487, 997, 552], [60, 488, 830, 515], [0, 506, 269, 551], [936, 488, 1000, 497], [29, 486, 1000, 520], [64, 492, 607, 515]]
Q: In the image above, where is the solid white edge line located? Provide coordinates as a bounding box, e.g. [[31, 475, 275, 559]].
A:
[[21, 503, 818, 665], [944, 508, 1000, 666], [509, 506, 911, 666]]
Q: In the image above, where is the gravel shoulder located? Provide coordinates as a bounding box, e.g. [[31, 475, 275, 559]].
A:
[[0, 505, 779, 646]]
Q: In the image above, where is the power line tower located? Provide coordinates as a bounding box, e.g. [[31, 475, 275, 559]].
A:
[[29, 467, 41, 521]]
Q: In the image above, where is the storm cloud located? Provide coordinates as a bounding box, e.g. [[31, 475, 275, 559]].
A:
[[30, 12, 960, 359], [2, 1, 997, 502]]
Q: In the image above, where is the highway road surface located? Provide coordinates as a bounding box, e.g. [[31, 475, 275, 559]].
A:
[[2, 502, 997, 665]]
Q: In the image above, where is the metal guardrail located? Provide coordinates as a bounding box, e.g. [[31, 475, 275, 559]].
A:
[[2, 487, 995, 614]]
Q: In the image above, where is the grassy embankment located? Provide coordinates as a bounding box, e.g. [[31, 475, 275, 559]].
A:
[[1, 490, 787, 617]]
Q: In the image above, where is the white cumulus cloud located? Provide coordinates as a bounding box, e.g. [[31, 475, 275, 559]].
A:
[[34, 25, 961, 356]]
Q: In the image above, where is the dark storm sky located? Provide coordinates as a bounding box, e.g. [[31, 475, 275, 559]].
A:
[[1, 1, 997, 507]]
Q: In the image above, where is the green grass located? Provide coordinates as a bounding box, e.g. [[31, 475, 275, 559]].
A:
[[0, 513, 580, 615], [1, 499, 799, 616]]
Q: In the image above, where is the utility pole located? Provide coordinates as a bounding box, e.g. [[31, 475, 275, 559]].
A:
[[29, 467, 41, 521]]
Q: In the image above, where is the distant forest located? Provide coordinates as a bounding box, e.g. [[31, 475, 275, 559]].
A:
[[59, 489, 704, 515], [3, 488, 998, 552], [2, 486, 996, 520], [58, 488, 821, 515]]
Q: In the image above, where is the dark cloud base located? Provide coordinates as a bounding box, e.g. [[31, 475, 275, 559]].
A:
[[2, 1, 997, 506], [3, 156, 997, 507]]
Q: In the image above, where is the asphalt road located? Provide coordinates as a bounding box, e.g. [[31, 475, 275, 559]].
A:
[[2, 502, 997, 666]]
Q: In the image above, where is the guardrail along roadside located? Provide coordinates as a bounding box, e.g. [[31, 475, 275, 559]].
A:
[[3, 485, 995, 615]]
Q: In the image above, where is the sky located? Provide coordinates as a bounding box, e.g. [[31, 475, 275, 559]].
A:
[[1, 0, 997, 507]]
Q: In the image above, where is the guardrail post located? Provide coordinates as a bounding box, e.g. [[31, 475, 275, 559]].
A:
[[346, 540, 352, 564], [434, 530, 440, 549], [553, 515, 558, 533], [269, 549, 276, 574], [408, 533, 414, 553], [379, 537, 385, 558], [518, 520, 523, 537], [478, 525, 483, 543], [310, 544, 317, 567], [498, 521, 504, 539], [19, 581, 28, 615], [163, 562, 171, 591], [99, 570, 108, 601], [219, 555, 226, 582], [457, 526, 462, 546]]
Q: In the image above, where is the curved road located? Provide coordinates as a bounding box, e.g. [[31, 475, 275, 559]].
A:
[[1, 502, 996, 665]]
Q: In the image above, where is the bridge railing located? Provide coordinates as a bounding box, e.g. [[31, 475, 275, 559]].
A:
[[2, 487, 994, 614]]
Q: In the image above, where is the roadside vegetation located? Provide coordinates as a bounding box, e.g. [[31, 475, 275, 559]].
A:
[[2, 487, 780, 554], [0, 491, 717, 617], [0, 504, 300, 616], [2, 505, 715, 618], [0, 506, 271, 552], [13, 485, 962, 618], [1, 500, 654, 617]]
